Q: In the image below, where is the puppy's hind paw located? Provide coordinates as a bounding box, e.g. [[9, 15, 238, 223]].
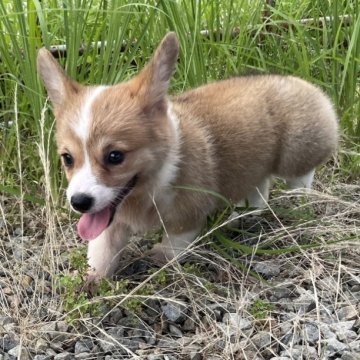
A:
[[147, 244, 169, 265]]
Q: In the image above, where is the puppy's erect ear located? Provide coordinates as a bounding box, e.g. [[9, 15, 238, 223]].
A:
[[37, 48, 80, 110], [130, 32, 179, 111]]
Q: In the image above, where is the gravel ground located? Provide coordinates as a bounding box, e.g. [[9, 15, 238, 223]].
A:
[[1, 185, 360, 359]]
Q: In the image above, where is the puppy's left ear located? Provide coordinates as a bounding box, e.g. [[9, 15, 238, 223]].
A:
[[130, 32, 179, 111], [37, 48, 81, 113]]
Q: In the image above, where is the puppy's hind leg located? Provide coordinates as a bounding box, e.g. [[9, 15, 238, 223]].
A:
[[286, 169, 315, 190], [150, 226, 202, 262], [237, 177, 271, 209]]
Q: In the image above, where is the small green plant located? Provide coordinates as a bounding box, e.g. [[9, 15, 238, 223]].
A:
[[57, 248, 157, 320], [182, 262, 203, 276], [57, 248, 113, 320], [249, 299, 275, 320], [148, 268, 170, 286]]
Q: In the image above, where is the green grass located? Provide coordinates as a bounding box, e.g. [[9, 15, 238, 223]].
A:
[[0, 0, 359, 204]]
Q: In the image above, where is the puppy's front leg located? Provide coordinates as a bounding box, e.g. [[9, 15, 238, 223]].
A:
[[151, 226, 202, 262], [87, 221, 129, 281]]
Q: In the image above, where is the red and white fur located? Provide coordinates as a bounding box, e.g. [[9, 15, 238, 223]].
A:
[[37, 33, 338, 280]]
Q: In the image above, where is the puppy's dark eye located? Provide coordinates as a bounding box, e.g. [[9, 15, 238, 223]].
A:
[[61, 153, 74, 167], [107, 150, 125, 165]]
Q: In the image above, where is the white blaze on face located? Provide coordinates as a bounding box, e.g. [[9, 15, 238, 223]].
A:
[[66, 86, 115, 212]]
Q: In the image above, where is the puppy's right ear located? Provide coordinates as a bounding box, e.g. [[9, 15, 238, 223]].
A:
[[37, 48, 80, 109]]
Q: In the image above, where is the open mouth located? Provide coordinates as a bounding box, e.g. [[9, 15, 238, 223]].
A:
[[77, 175, 138, 241]]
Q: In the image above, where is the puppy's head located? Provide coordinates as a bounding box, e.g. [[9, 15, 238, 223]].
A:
[[37, 33, 179, 241]]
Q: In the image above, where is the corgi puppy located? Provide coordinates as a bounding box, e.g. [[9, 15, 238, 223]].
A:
[[37, 32, 338, 280]]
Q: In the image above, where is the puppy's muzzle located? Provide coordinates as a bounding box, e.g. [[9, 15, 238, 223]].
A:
[[71, 193, 94, 212]]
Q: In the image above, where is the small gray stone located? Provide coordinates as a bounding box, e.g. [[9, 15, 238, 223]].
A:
[[337, 305, 358, 321], [320, 323, 337, 339], [189, 353, 202, 360], [74, 353, 91, 359], [280, 349, 302, 360], [0, 316, 16, 326], [222, 313, 252, 331], [292, 290, 315, 313], [108, 307, 123, 324], [8, 345, 31, 360], [183, 317, 196, 331], [14, 227, 23, 236], [251, 331, 272, 349], [168, 324, 182, 337], [324, 338, 347, 357], [35, 338, 48, 353], [45, 348, 57, 357], [349, 340, 360, 352], [253, 261, 280, 278], [270, 357, 291, 360], [293, 345, 317, 359], [54, 352, 74, 360], [56, 321, 69, 333], [50, 341, 64, 352], [342, 351, 360, 360], [1, 334, 19, 352], [161, 302, 187, 323], [337, 330, 358, 342], [98, 335, 140, 354], [304, 323, 319, 343], [147, 356, 163, 360], [270, 286, 293, 300], [40, 322, 57, 339], [74, 339, 93, 354], [330, 320, 355, 334], [33, 356, 53, 360]]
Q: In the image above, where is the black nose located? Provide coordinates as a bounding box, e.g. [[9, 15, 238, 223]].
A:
[[70, 193, 94, 212]]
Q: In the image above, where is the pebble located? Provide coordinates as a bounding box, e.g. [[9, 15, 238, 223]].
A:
[[330, 320, 355, 334], [342, 351, 360, 360], [222, 313, 252, 334], [324, 338, 348, 357], [337, 329, 358, 342], [189, 353, 202, 360], [35, 338, 48, 353], [337, 305, 358, 320], [320, 323, 337, 339], [253, 261, 280, 278], [168, 324, 183, 337], [147, 356, 163, 360], [33, 356, 53, 360], [74, 353, 90, 359], [251, 331, 272, 349], [54, 353, 74, 360], [292, 290, 315, 313], [280, 349, 302, 360], [1, 334, 19, 352], [183, 317, 196, 331], [40, 322, 57, 339], [7, 345, 31, 360], [74, 339, 94, 354], [303, 322, 319, 343], [161, 302, 187, 323]]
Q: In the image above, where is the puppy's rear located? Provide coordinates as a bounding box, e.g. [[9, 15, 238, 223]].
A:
[[172, 75, 338, 205]]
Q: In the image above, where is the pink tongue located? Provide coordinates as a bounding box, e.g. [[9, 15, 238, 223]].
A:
[[77, 207, 112, 241]]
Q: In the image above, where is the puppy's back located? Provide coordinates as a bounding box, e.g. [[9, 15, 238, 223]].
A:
[[172, 75, 338, 200]]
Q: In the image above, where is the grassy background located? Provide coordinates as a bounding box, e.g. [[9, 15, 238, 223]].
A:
[[0, 0, 359, 205], [0, 2, 359, 351]]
